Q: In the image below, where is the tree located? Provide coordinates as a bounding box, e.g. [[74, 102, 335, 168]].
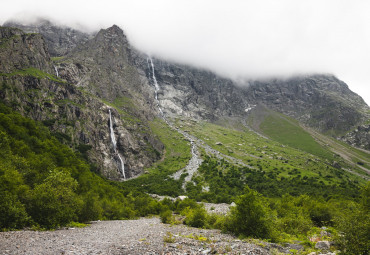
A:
[[27, 169, 80, 228]]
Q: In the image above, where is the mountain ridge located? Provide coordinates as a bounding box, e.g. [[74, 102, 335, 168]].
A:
[[1, 20, 369, 180]]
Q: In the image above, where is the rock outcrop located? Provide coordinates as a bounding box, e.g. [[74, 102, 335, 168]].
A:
[[341, 124, 370, 150], [4, 18, 93, 57]]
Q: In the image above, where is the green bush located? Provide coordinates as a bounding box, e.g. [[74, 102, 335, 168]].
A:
[[226, 186, 277, 240], [160, 209, 173, 224], [184, 206, 207, 228]]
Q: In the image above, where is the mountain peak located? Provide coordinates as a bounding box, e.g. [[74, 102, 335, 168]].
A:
[[99, 24, 127, 40]]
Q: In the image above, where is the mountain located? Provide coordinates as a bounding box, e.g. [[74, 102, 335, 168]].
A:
[[1, 19, 369, 182], [1, 19, 369, 254]]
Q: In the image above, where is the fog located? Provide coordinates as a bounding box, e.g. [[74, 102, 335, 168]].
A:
[[1, 0, 369, 104]]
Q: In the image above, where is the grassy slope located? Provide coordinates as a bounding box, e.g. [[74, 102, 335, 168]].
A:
[[259, 111, 333, 160], [176, 118, 365, 186], [247, 107, 369, 178], [0, 67, 64, 83]]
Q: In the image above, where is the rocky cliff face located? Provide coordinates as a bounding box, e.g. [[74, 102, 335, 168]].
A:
[[0, 27, 52, 73], [341, 124, 370, 150], [140, 58, 250, 120], [244, 75, 370, 134], [5, 20, 369, 134], [0, 26, 162, 180], [4, 19, 93, 57]]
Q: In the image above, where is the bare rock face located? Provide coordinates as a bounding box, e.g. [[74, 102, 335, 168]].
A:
[[4, 18, 93, 57], [244, 75, 370, 135], [315, 241, 331, 250], [341, 124, 370, 150], [139, 58, 250, 120], [0, 27, 52, 73]]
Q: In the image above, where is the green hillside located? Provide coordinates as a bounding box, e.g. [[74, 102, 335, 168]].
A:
[[0, 102, 163, 230], [259, 110, 333, 160]]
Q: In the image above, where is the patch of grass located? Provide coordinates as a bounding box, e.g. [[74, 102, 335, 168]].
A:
[[0, 68, 64, 83], [259, 111, 333, 160], [101, 98, 141, 125], [66, 222, 88, 228], [148, 118, 191, 173], [51, 56, 65, 62], [163, 232, 176, 243], [55, 99, 84, 108]]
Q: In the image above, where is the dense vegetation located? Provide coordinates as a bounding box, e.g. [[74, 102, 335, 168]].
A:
[[0, 102, 163, 230], [1, 99, 368, 254], [186, 156, 360, 203]]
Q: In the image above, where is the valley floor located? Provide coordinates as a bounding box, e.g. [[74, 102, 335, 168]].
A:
[[0, 217, 283, 255]]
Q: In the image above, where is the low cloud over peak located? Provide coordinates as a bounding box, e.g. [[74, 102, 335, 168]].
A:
[[1, 0, 370, 104]]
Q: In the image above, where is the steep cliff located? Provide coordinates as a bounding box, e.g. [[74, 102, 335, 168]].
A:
[[0, 26, 163, 180], [4, 18, 93, 57]]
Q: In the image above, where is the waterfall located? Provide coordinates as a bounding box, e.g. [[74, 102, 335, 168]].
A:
[[109, 109, 117, 151], [146, 56, 202, 185], [54, 66, 59, 77], [147, 57, 164, 116], [117, 153, 126, 179], [109, 109, 125, 179]]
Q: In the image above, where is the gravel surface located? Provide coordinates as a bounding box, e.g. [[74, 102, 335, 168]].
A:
[[0, 217, 278, 255]]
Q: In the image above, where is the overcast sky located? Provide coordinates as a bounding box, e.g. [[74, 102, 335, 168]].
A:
[[1, 0, 370, 105]]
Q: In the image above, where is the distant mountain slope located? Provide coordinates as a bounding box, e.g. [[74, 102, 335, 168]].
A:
[[244, 75, 370, 135]]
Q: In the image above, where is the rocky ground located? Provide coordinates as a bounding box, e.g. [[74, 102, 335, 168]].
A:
[[0, 217, 284, 255]]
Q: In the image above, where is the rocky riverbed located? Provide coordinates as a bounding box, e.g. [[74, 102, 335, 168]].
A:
[[0, 217, 282, 255]]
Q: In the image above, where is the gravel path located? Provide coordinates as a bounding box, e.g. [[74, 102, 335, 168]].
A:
[[0, 218, 277, 255]]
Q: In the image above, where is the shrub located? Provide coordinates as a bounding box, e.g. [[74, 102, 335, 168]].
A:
[[184, 207, 207, 228], [160, 209, 173, 224], [226, 186, 277, 240]]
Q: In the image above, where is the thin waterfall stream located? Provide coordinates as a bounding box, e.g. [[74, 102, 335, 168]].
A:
[[147, 56, 202, 187], [109, 109, 126, 179], [54, 66, 59, 77], [147, 57, 164, 117]]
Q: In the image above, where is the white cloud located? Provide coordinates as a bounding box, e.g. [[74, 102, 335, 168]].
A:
[[1, 0, 369, 104]]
